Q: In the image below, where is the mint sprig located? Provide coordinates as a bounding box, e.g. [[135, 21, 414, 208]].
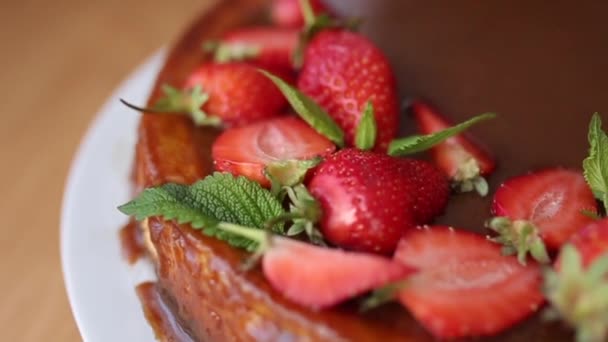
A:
[[583, 113, 608, 213], [118, 172, 285, 251], [355, 101, 377, 151], [260, 70, 344, 147], [388, 112, 497, 156]]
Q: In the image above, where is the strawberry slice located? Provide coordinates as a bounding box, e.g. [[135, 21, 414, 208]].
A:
[[394, 226, 543, 339], [489, 168, 598, 261], [561, 217, 608, 267], [412, 101, 495, 195], [263, 236, 414, 309], [216, 27, 299, 73], [212, 116, 335, 186]]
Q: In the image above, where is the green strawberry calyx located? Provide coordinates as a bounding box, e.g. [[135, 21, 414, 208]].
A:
[[359, 280, 408, 312], [264, 158, 325, 245], [203, 40, 261, 63], [453, 157, 489, 196], [120, 84, 221, 126], [293, 0, 361, 68], [487, 216, 550, 265], [543, 245, 608, 342]]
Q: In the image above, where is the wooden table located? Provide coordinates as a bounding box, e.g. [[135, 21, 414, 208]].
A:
[[0, 1, 213, 340]]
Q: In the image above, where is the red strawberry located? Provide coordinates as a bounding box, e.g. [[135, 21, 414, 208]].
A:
[[218, 27, 299, 73], [182, 62, 287, 127], [562, 218, 608, 267], [212, 116, 335, 186], [271, 0, 331, 28], [308, 149, 449, 254], [298, 30, 399, 151], [394, 226, 544, 339], [491, 168, 598, 252], [412, 101, 495, 194], [263, 236, 414, 309], [544, 219, 608, 341]]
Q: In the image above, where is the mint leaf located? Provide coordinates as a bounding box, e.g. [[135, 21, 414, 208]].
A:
[[118, 172, 285, 251], [259, 70, 344, 147], [355, 101, 377, 150], [583, 113, 608, 212], [388, 112, 497, 156]]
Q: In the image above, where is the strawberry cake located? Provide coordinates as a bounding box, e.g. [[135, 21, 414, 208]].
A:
[[118, 0, 608, 341]]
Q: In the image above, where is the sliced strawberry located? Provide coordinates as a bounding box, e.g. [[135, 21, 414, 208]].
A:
[[394, 226, 544, 339], [271, 0, 331, 28], [562, 217, 608, 267], [308, 149, 449, 254], [212, 116, 335, 186], [263, 236, 413, 309], [412, 101, 495, 194], [491, 168, 598, 251], [218, 27, 299, 73]]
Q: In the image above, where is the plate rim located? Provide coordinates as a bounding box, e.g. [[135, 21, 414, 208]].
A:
[[60, 49, 166, 341]]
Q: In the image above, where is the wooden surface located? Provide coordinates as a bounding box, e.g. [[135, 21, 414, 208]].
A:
[[0, 1, 212, 340]]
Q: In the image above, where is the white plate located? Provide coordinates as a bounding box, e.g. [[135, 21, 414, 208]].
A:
[[61, 50, 166, 342]]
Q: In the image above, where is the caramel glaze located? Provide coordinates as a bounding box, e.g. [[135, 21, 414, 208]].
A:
[[136, 282, 195, 342], [131, 0, 608, 341], [119, 219, 145, 264]]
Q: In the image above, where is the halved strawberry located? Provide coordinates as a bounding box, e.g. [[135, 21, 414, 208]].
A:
[[561, 218, 608, 267], [271, 0, 331, 28], [412, 101, 495, 195], [212, 116, 335, 186], [489, 168, 598, 263], [545, 219, 608, 341], [263, 236, 414, 309], [215, 27, 299, 73], [394, 226, 544, 339]]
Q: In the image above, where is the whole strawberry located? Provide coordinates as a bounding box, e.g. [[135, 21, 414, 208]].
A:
[[308, 149, 449, 254], [298, 30, 399, 151], [181, 62, 287, 127]]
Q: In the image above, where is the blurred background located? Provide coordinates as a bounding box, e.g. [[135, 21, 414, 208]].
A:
[[0, 1, 212, 340]]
